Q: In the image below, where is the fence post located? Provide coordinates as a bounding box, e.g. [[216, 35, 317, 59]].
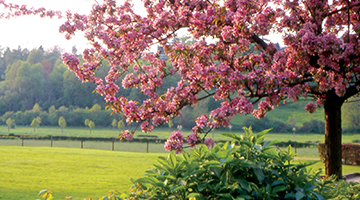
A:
[[51, 136, 53, 147], [146, 139, 149, 153], [112, 138, 115, 151], [21, 136, 24, 147], [81, 138, 83, 149]]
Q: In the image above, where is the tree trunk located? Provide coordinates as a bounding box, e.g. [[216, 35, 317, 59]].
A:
[[324, 90, 344, 180]]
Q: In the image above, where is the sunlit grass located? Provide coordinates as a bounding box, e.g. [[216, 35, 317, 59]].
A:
[[0, 146, 166, 200], [1, 125, 360, 143], [1, 146, 359, 200]]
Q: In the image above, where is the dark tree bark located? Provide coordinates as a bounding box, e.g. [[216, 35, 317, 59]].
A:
[[324, 90, 344, 180]]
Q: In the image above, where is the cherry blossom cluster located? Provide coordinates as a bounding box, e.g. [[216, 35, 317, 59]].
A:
[[118, 130, 134, 141], [0, 1, 61, 19], [2, 0, 360, 153], [164, 131, 185, 154]]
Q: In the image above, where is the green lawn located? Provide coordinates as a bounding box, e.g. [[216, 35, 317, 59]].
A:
[[1, 125, 360, 143], [0, 146, 166, 200], [0, 146, 359, 200]]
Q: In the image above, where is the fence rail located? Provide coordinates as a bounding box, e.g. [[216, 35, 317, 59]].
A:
[[0, 136, 169, 153]]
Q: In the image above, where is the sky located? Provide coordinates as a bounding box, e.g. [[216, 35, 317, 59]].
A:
[[0, 0, 283, 54], [0, 0, 131, 53]]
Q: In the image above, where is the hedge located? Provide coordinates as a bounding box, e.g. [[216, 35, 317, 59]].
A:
[[318, 143, 360, 165]]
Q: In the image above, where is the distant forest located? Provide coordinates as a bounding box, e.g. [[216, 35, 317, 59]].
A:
[[0, 45, 205, 129], [0, 46, 359, 133]]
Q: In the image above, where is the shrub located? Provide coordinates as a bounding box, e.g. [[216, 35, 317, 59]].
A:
[[123, 127, 328, 200], [318, 143, 360, 165], [319, 179, 360, 199]]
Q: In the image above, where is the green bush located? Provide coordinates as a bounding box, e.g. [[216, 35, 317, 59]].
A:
[[122, 127, 329, 200], [318, 143, 360, 165]]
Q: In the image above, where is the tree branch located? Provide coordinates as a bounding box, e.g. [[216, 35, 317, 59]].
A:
[[251, 34, 268, 50], [326, 2, 360, 17]]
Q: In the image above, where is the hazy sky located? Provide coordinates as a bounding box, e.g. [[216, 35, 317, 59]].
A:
[[1, 0, 283, 54], [0, 0, 117, 53]]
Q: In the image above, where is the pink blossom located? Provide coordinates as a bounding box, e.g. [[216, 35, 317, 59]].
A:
[[164, 131, 184, 154], [118, 130, 134, 141], [187, 132, 201, 147], [204, 138, 215, 148], [305, 102, 317, 114], [62, 53, 79, 71], [141, 121, 154, 133], [4, 0, 360, 159]]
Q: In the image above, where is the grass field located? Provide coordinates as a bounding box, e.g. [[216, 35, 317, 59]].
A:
[[1, 125, 360, 143], [0, 146, 167, 200], [1, 146, 359, 200]]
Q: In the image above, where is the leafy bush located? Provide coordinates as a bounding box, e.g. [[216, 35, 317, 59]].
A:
[[316, 179, 360, 200], [124, 127, 328, 200], [318, 143, 360, 165]]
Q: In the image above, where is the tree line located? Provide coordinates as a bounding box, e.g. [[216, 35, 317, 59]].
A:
[[0, 45, 360, 133]]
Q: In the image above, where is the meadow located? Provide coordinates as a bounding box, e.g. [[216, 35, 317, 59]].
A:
[[1, 146, 359, 200], [1, 125, 359, 199], [0, 146, 167, 200], [1, 125, 360, 143]]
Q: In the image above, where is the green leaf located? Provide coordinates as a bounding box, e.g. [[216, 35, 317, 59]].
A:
[[223, 155, 235, 165], [254, 128, 272, 143], [172, 185, 185, 192], [216, 193, 234, 199], [271, 180, 284, 187], [271, 185, 287, 195], [197, 183, 207, 191], [237, 179, 250, 192], [310, 191, 325, 200], [295, 191, 305, 200], [153, 164, 166, 171], [186, 163, 200, 175], [206, 160, 221, 166], [240, 140, 253, 148], [252, 167, 264, 182], [183, 151, 190, 161], [187, 193, 202, 198], [169, 152, 177, 167], [263, 140, 280, 148], [221, 132, 242, 141], [211, 167, 222, 179], [253, 144, 262, 151], [262, 148, 279, 157]]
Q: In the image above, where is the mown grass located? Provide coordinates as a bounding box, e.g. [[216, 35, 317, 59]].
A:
[[0, 146, 167, 200], [0, 139, 169, 153], [1, 146, 359, 200], [1, 125, 360, 143]]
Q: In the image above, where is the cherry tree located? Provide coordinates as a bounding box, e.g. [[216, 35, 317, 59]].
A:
[[2, 0, 360, 179]]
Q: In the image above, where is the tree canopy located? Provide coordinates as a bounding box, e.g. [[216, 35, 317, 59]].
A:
[[2, 0, 360, 179]]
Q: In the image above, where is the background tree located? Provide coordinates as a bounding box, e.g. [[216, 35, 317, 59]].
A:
[[3, 0, 360, 179], [168, 119, 173, 133], [88, 120, 95, 134], [117, 120, 125, 132], [30, 116, 41, 133], [6, 117, 13, 131], [84, 119, 90, 130], [58, 116, 66, 134], [111, 118, 117, 131]]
